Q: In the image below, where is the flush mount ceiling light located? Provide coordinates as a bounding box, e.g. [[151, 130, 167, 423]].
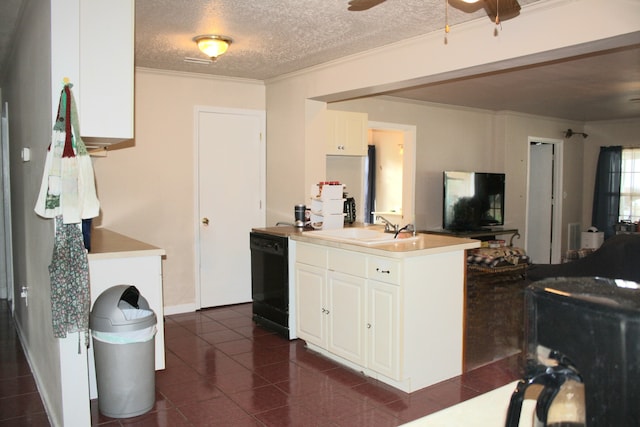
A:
[[193, 35, 233, 60]]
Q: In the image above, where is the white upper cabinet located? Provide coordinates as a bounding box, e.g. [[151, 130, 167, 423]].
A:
[[79, 0, 134, 144], [325, 110, 368, 156], [52, 0, 134, 146]]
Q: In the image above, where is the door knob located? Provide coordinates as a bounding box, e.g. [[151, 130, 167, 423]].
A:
[[202, 217, 210, 225]]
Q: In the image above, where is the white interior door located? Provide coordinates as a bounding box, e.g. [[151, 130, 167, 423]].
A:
[[197, 108, 265, 308], [527, 142, 554, 264]]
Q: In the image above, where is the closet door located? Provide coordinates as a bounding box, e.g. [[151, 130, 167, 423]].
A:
[[197, 107, 265, 308]]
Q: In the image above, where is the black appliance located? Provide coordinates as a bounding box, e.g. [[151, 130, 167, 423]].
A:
[[506, 277, 640, 426], [344, 197, 356, 224], [250, 232, 290, 338]]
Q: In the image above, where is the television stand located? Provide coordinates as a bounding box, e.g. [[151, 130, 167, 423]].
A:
[[422, 228, 520, 245]]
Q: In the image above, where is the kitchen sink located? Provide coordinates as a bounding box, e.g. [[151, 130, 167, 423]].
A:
[[304, 227, 419, 245]]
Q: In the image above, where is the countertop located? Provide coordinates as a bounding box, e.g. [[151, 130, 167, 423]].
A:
[[251, 225, 307, 238], [253, 224, 480, 258], [401, 381, 534, 426], [87, 228, 166, 260]]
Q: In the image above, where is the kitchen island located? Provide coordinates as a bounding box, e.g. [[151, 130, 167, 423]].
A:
[[290, 228, 480, 393]]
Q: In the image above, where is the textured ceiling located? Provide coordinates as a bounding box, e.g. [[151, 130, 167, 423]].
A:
[[134, 0, 530, 80], [1, 0, 638, 121]]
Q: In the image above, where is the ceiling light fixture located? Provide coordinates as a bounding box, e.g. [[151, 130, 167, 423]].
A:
[[193, 35, 233, 60]]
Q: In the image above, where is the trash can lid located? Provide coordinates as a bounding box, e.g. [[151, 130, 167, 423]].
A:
[[90, 285, 157, 332]]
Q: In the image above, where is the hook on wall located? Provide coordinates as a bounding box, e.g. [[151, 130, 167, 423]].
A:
[[564, 129, 588, 139]]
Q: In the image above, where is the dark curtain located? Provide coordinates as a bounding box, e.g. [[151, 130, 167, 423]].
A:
[[592, 146, 622, 238], [364, 145, 376, 223]]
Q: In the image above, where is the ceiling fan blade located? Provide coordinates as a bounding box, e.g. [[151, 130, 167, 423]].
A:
[[484, 0, 521, 21], [348, 0, 386, 12]]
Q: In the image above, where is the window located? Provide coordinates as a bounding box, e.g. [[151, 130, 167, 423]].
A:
[[619, 148, 640, 222]]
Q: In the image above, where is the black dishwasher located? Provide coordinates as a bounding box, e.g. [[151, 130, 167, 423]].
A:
[[250, 232, 290, 338]]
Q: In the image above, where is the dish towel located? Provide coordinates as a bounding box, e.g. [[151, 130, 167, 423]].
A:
[[35, 82, 100, 223], [35, 82, 98, 350]]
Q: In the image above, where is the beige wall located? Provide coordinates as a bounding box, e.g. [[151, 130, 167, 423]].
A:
[[92, 69, 265, 311], [265, 0, 640, 230]]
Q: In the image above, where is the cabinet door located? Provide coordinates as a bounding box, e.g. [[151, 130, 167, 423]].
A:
[[367, 280, 401, 380], [327, 271, 366, 365], [295, 263, 327, 347], [325, 110, 367, 156], [79, 0, 134, 143]]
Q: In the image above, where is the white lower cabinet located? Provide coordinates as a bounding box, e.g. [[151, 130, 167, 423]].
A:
[[294, 239, 467, 393], [295, 243, 401, 380], [327, 271, 366, 366], [367, 279, 400, 380], [295, 263, 327, 348]]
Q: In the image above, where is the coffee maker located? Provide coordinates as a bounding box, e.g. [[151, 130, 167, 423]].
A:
[[505, 277, 640, 426]]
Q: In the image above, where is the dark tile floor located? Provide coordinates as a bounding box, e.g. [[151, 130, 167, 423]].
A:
[[0, 300, 522, 426]]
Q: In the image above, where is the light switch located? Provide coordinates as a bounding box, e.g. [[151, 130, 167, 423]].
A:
[[21, 147, 31, 162]]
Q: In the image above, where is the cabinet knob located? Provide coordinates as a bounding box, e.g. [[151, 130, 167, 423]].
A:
[[367, 323, 372, 329], [202, 217, 210, 225]]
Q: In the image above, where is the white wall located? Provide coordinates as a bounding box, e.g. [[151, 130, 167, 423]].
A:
[[92, 69, 265, 311]]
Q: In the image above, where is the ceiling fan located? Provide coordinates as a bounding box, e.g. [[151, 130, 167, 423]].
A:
[[348, 0, 521, 22]]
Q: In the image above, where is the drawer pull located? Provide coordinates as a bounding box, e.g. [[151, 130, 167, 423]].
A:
[[376, 267, 391, 274]]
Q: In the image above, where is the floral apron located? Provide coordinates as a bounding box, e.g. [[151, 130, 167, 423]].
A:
[[49, 216, 91, 349]]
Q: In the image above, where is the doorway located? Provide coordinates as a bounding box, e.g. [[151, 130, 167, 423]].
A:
[[526, 138, 563, 264], [195, 107, 265, 309], [367, 121, 416, 226]]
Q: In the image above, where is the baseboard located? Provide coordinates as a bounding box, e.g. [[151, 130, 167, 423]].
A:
[[13, 320, 56, 427], [163, 303, 197, 315]]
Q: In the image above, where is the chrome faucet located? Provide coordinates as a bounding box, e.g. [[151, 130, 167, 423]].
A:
[[376, 215, 398, 233], [395, 223, 416, 238]]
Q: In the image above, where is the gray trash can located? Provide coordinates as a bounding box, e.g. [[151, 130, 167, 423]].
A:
[[90, 285, 157, 418]]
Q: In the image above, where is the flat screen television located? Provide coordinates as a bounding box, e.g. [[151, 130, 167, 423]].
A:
[[443, 171, 505, 231]]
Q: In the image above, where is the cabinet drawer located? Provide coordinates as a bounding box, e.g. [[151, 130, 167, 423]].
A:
[[368, 256, 400, 284], [296, 243, 327, 268], [328, 249, 367, 277]]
